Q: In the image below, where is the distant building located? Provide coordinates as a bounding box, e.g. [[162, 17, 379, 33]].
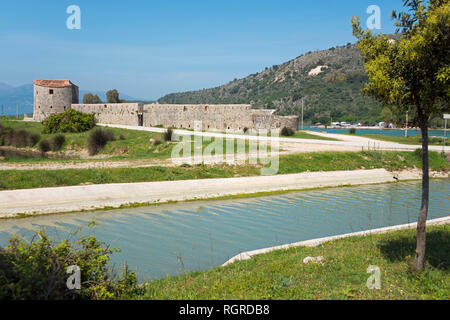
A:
[[33, 79, 79, 122]]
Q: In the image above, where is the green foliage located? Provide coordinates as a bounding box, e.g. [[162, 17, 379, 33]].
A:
[[380, 107, 393, 124], [106, 89, 124, 103], [281, 127, 295, 136], [349, 128, 356, 134], [42, 109, 96, 134], [83, 93, 102, 104], [87, 128, 115, 155], [351, 1, 450, 127], [38, 139, 51, 154], [0, 230, 142, 300], [163, 128, 174, 142], [1, 128, 40, 148], [50, 134, 66, 151]]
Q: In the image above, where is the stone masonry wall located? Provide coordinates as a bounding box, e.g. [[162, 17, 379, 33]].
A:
[[70, 103, 299, 132], [71, 103, 140, 126], [142, 104, 254, 132]]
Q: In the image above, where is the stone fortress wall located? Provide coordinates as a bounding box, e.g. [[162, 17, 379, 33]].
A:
[[71, 103, 141, 126], [33, 80, 299, 132]]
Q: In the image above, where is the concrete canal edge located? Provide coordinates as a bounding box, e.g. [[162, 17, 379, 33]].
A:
[[0, 168, 448, 218], [222, 216, 450, 266]]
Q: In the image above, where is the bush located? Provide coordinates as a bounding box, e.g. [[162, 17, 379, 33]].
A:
[[414, 148, 423, 158], [164, 128, 174, 142], [38, 139, 51, 154], [43, 109, 96, 134], [281, 127, 295, 137], [51, 134, 66, 151], [2, 129, 40, 148], [87, 128, 115, 155], [349, 128, 356, 134], [119, 134, 125, 140], [153, 137, 162, 145], [0, 230, 142, 300]]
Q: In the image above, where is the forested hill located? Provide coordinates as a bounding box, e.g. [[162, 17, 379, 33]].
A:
[[158, 43, 384, 125]]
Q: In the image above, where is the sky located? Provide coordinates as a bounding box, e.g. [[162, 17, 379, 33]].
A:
[[0, 0, 405, 100]]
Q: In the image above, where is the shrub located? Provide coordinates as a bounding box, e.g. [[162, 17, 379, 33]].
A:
[[38, 139, 51, 154], [51, 134, 66, 151], [281, 127, 295, 137], [0, 230, 142, 300], [87, 128, 115, 155], [414, 148, 423, 158], [153, 137, 162, 145], [164, 128, 174, 142], [2, 129, 40, 148], [349, 128, 356, 134], [119, 134, 126, 140], [0, 123, 3, 136], [43, 109, 96, 134]]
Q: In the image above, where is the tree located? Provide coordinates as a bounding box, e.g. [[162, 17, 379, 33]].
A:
[[106, 89, 120, 103], [83, 93, 102, 104], [380, 107, 393, 124], [352, 0, 449, 271]]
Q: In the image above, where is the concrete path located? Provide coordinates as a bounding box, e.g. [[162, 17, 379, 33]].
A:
[[2, 168, 442, 218], [222, 216, 450, 266], [98, 124, 450, 152]]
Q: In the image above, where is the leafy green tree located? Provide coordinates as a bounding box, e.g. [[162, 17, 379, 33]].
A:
[[380, 107, 393, 124], [106, 89, 120, 103], [352, 0, 449, 271], [83, 93, 102, 104]]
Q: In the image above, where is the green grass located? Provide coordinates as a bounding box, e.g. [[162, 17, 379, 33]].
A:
[[0, 151, 447, 190], [357, 134, 446, 146], [0, 120, 263, 161], [138, 224, 449, 300], [290, 131, 339, 141]]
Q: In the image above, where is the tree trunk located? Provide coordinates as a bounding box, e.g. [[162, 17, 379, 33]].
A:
[[415, 113, 429, 271]]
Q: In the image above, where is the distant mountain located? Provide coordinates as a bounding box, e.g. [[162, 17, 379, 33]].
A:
[[158, 43, 384, 125], [0, 83, 141, 116]]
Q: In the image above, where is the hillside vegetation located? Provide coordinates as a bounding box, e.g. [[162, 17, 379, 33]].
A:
[[159, 44, 384, 125]]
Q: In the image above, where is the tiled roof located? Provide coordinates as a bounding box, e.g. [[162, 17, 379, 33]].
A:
[[33, 79, 75, 88]]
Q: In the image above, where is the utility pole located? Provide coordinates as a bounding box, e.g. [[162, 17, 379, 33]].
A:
[[405, 111, 409, 138], [16, 104, 18, 119], [301, 97, 304, 131]]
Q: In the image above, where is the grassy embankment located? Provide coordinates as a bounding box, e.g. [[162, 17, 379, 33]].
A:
[[0, 150, 448, 190], [137, 224, 449, 300], [0, 120, 265, 162]]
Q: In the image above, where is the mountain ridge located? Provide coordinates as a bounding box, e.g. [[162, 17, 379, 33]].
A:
[[158, 43, 384, 125]]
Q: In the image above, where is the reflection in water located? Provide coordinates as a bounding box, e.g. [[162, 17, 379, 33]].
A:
[[0, 180, 448, 280]]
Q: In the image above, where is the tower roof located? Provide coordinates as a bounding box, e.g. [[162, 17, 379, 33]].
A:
[[33, 79, 76, 88]]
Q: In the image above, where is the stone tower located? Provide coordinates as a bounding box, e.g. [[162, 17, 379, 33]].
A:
[[33, 79, 79, 121]]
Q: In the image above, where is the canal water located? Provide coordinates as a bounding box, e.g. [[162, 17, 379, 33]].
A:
[[0, 180, 448, 280], [304, 126, 447, 138]]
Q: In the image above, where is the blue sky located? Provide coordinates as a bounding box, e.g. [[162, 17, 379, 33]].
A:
[[0, 0, 404, 100]]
